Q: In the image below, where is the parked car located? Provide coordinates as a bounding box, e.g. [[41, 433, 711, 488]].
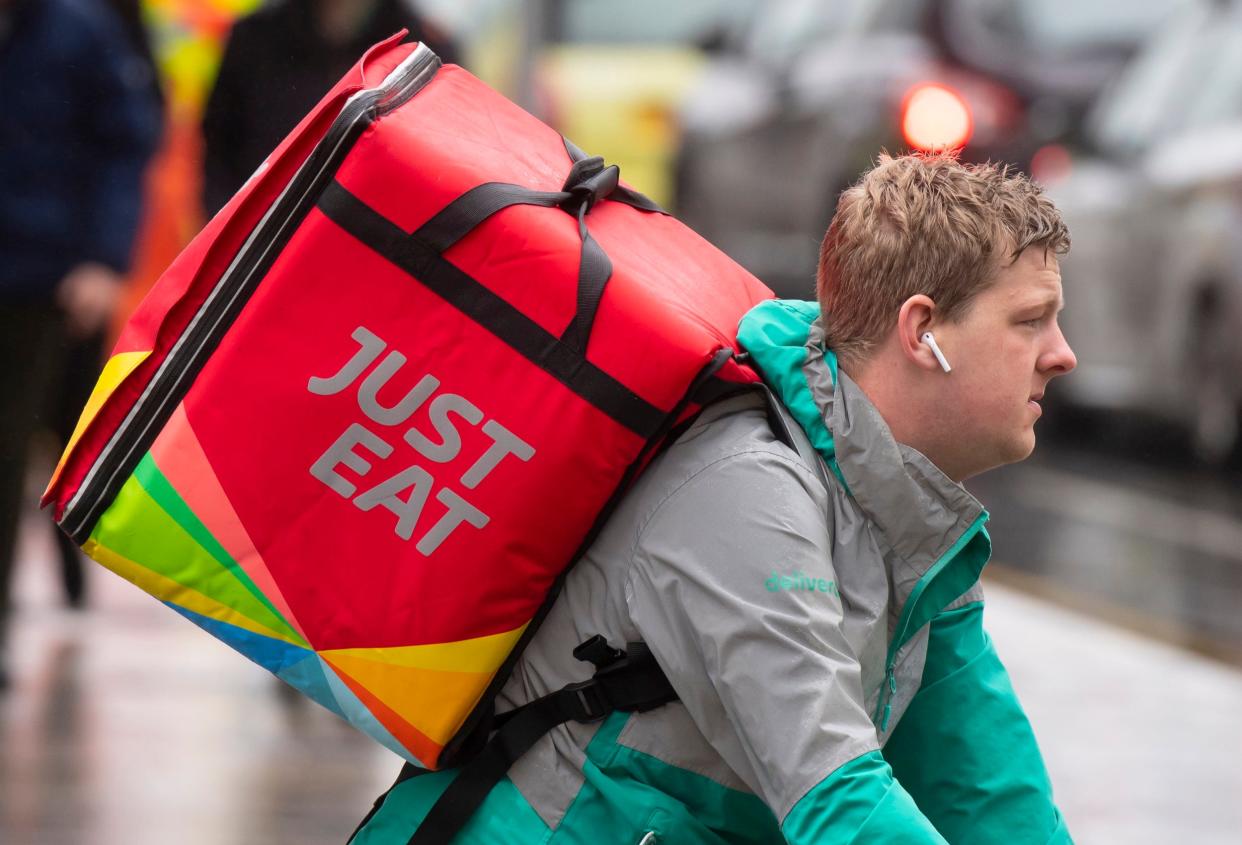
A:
[[1045, 1, 1242, 463], [674, 0, 1189, 297]]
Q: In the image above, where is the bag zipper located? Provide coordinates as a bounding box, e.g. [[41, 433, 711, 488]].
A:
[[60, 43, 442, 544]]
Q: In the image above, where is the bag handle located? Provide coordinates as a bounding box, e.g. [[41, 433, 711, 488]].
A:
[[406, 139, 667, 354]]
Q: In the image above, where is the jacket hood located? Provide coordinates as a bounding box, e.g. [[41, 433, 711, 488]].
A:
[[737, 300, 844, 479]]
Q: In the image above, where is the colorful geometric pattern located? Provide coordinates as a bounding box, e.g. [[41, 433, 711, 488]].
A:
[[81, 400, 527, 768], [46, 350, 151, 497]]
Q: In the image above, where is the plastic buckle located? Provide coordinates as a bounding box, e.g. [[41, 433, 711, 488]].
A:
[[573, 635, 625, 670], [563, 678, 610, 722], [560, 157, 620, 215]]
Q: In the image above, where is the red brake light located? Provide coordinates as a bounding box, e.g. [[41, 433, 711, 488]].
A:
[[901, 83, 973, 152], [1030, 143, 1072, 185]]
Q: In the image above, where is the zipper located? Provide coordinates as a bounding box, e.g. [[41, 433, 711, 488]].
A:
[[873, 512, 989, 734], [873, 664, 898, 733], [60, 43, 442, 544]]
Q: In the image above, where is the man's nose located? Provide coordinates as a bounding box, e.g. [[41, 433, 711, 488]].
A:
[[1041, 325, 1077, 376]]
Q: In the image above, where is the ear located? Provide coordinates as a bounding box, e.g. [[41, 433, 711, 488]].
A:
[[896, 294, 941, 372]]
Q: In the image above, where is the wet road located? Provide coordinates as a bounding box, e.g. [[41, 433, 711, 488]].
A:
[[969, 426, 1242, 667], [1, 492, 395, 845], [3, 433, 1242, 843]]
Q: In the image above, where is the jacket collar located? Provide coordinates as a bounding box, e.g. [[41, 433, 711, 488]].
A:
[[739, 300, 985, 568]]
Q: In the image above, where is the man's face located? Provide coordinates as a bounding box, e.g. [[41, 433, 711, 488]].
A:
[[934, 247, 1076, 479]]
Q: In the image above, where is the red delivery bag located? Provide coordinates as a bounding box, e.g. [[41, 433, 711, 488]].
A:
[[42, 37, 774, 775]]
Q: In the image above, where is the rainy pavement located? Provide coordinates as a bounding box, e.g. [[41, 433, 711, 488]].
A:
[[1, 506, 394, 845], [3, 437, 1242, 844], [969, 427, 1242, 668]]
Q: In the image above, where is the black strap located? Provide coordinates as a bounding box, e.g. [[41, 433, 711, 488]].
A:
[[562, 137, 664, 213], [412, 184, 565, 253], [559, 201, 610, 352], [689, 379, 797, 452], [347, 761, 429, 843], [404, 642, 675, 845], [316, 180, 667, 439], [405, 138, 666, 354], [687, 354, 797, 454]]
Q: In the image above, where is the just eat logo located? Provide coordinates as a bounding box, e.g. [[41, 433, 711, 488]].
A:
[[305, 326, 536, 555]]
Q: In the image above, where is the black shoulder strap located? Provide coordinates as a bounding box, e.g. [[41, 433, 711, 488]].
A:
[[689, 374, 797, 454], [353, 640, 676, 845]]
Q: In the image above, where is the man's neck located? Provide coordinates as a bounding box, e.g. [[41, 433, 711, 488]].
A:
[[843, 353, 966, 482]]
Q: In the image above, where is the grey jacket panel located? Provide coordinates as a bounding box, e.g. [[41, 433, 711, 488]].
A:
[[947, 581, 987, 612], [623, 429, 881, 820], [615, 695, 753, 794]]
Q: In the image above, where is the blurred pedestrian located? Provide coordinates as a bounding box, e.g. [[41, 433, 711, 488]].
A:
[[46, 0, 163, 612], [201, 0, 458, 217], [0, 0, 162, 687]]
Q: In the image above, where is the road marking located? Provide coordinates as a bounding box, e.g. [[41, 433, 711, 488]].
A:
[[1011, 466, 1242, 564]]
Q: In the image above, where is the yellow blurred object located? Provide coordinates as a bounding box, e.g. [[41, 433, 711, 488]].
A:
[[107, 0, 261, 346], [45, 350, 152, 496], [144, 0, 260, 116], [538, 46, 708, 210]]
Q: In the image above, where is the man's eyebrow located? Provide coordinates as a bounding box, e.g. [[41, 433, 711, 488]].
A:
[[1016, 296, 1063, 312]]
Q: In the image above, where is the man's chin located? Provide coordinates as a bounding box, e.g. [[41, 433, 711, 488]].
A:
[[1007, 430, 1038, 464], [963, 434, 1036, 480]]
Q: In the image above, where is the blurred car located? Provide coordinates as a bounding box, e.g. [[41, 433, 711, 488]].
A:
[[1044, 0, 1242, 463], [674, 0, 1190, 297], [533, 0, 756, 208], [416, 0, 755, 208]]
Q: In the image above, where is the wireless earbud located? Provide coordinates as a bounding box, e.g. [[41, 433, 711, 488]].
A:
[[921, 332, 952, 373]]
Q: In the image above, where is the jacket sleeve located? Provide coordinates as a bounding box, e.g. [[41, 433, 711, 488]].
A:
[[201, 24, 253, 218], [624, 447, 948, 844], [882, 594, 1073, 844], [78, 6, 161, 273]]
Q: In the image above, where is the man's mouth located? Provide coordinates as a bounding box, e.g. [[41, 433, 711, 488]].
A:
[[1028, 392, 1044, 414]]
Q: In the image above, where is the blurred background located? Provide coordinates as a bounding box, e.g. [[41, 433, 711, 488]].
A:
[[2, 0, 1242, 842]]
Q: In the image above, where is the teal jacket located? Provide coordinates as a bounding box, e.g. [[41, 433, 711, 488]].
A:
[[353, 300, 1072, 844]]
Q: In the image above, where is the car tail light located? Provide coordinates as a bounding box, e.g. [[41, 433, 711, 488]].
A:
[[901, 83, 973, 152], [1030, 143, 1073, 184]]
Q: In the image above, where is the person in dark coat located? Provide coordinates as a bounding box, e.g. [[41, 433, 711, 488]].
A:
[[0, 0, 162, 687], [201, 0, 458, 217], [43, 0, 163, 611]]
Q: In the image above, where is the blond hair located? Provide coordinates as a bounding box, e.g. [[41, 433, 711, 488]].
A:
[[817, 152, 1069, 369]]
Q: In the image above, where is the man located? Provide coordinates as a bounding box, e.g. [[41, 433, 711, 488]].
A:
[[351, 153, 1077, 843], [201, 0, 458, 217], [0, 0, 161, 686]]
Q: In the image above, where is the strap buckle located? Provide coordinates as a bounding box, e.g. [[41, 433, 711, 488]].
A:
[[564, 638, 678, 722], [573, 634, 625, 669], [562, 635, 626, 722], [559, 155, 620, 215], [562, 678, 611, 722]]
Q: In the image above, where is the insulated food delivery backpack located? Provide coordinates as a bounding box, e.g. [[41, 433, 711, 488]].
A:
[[43, 36, 779, 841]]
